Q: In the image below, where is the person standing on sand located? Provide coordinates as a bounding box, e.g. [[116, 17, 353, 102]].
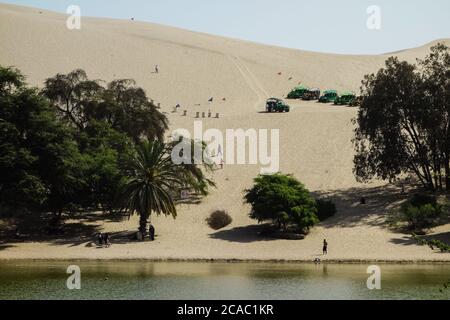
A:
[[149, 224, 155, 241], [155, 65, 159, 74], [323, 239, 328, 255], [97, 232, 103, 246]]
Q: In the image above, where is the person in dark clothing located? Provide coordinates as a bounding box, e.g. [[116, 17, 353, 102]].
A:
[[149, 224, 155, 241], [323, 239, 328, 255], [102, 233, 111, 248], [97, 233, 103, 246]]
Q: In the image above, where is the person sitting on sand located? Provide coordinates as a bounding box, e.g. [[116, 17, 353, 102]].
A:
[[323, 239, 328, 255]]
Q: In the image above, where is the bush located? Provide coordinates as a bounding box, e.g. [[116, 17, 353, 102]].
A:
[[315, 199, 337, 221], [244, 174, 318, 233], [206, 210, 232, 230], [401, 203, 440, 232], [412, 234, 450, 253], [409, 193, 437, 208], [398, 194, 442, 233]]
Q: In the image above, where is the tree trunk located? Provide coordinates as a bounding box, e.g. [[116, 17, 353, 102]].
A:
[[445, 157, 450, 191], [139, 214, 148, 238]]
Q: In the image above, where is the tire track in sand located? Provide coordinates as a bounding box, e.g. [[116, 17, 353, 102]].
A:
[[228, 55, 269, 111]]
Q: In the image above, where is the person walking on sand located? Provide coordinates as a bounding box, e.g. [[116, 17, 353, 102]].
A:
[[323, 239, 328, 255], [103, 233, 111, 248]]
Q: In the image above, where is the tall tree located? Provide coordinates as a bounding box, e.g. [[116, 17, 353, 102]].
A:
[[43, 70, 168, 141], [0, 66, 82, 215], [353, 44, 450, 191]]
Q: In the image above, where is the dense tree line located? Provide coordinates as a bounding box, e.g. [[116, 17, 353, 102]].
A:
[[0, 66, 213, 235], [354, 44, 450, 191]]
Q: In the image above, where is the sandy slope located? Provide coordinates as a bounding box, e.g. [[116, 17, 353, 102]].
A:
[[0, 3, 449, 261]]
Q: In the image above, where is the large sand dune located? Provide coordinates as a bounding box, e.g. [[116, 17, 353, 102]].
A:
[[1, 3, 449, 261]]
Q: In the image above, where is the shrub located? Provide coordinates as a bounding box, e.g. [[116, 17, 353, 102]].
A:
[[315, 199, 337, 221], [206, 210, 232, 230], [409, 193, 437, 208], [244, 174, 319, 233], [401, 203, 440, 232], [412, 234, 450, 253]]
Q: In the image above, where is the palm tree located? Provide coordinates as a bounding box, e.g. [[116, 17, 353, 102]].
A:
[[119, 140, 215, 237]]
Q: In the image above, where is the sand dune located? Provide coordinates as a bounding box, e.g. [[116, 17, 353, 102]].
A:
[[0, 3, 449, 261]]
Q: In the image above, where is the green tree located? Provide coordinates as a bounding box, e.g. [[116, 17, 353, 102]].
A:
[[43, 69, 169, 214], [100, 79, 168, 142], [119, 140, 214, 236], [354, 44, 450, 191], [43, 70, 168, 141], [0, 66, 83, 217], [244, 174, 318, 233]]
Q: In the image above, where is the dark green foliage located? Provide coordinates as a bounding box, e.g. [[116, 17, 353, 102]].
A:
[[43, 70, 168, 142], [400, 195, 442, 232], [0, 66, 173, 227], [409, 193, 437, 208], [206, 210, 233, 230], [244, 174, 319, 233], [353, 43, 450, 191], [412, 233, 450, 253], [41, 69, 170, 216], [315, 199, 337, 221], [0, 66, 81, 213]]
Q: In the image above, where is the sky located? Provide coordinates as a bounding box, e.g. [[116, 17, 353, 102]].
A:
[[1, 0, 449, 54]]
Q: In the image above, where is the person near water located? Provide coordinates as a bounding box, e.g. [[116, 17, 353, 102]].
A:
[[149, 224, 155, 241], [323, 239, 328, 255]]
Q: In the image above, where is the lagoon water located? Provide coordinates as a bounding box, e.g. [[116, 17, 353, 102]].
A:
[[0, 261, 449, 300]]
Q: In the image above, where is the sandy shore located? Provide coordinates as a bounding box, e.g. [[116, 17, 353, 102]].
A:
[[0, 3, 449, 262]]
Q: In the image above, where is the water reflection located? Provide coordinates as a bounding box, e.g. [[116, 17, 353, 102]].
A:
[[0, 261, 449, 300]]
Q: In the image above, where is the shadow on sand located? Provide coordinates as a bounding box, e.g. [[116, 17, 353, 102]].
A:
[[313, 184, 409, 229], [209, 224, 278, 243]]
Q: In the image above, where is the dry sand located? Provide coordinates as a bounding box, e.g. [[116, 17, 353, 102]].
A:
[[0, 3, 449, 262]]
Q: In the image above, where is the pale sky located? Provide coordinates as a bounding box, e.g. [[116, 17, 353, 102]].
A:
[[1, 0, 449, 54]]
